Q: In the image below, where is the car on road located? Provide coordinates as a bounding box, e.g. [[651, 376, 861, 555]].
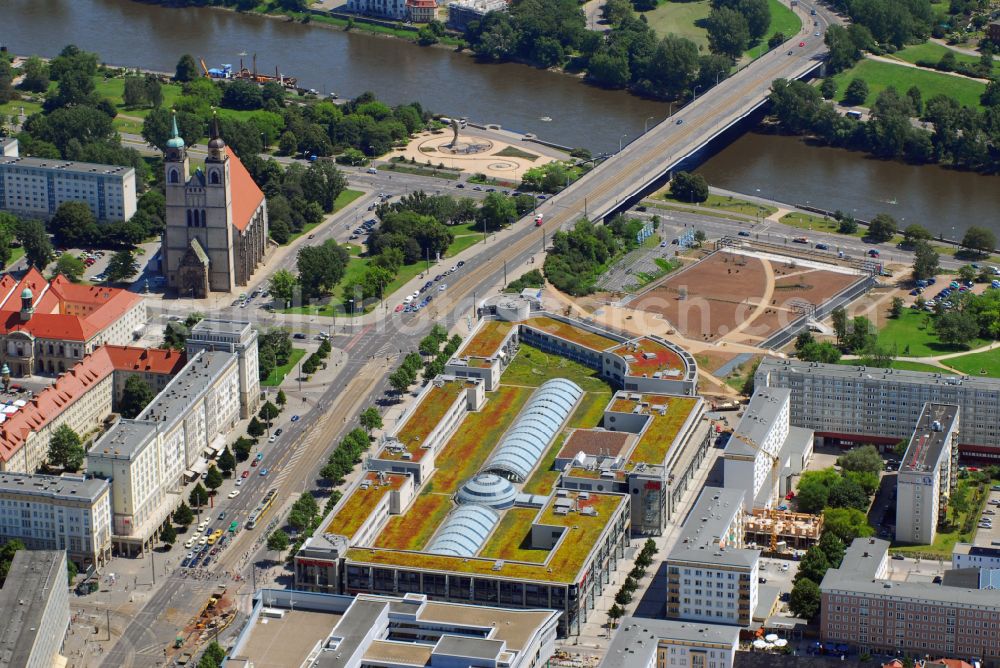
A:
[[260, 468, 269, 477], [759, 577, 767, 584], [675, 119, 683, 125], [537, 194, 547, 200], [218, 511, 226, 521], [227, 489, 240, 499], [185, 538, 195, 549], [241, 470, 250, 479], [394, 304, 404, 312], [793, 237, 809, 244], [291, 415, 300, 422], [366, 167, 377, 174], [892, 554, 905, 560], [268, 434, 277, 443], [457, 261, 465, 268], [814, 31, 820, 36], [815, 243, 829, 250], [456, 183, 464, 188], [256, 452, 264, 462], [868, 249, 880, 257], [788, 50, 794, 55], [472, 186, 483, 191], [738, 230, 751, 237], [799, 41, 806, 47], [439, 284, 447, 291]]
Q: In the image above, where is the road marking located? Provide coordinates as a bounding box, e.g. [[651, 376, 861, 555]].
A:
[[344, 325, 373, 351]]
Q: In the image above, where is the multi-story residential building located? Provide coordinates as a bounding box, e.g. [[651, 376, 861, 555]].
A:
[[0, 269, 147, 377], [227, 589, 559, 668], [821, 537, 1000, 661], [406, 0, 436, 22], [0, 344, 184, 473], [0, 138, 136, 221], [0, 137, 17, 158], [0, 550, 70, 668], [347, 0, 407, 19], [600, 616, 741, 668], [0, 472, 112, 567], [185, 319, 260, 418], [755, 358, 1000, 458], [446, 0, 507, 30], [88, 349, 244, 554], [953, 543, 1000, 570], [723, 389, 813, 511], [666, 487, 760, 627], [896, 403, 960, 545]]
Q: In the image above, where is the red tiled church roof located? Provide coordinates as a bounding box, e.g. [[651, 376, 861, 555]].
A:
[[226, 146, 265, 233]]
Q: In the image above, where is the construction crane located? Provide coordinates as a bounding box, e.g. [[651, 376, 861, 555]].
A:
[[199, 58, 211, 78]]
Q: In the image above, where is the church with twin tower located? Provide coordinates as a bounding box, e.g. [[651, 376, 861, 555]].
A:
[[162, 114, 269, 297]]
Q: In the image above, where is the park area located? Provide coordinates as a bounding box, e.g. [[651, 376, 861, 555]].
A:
[[832, 58, 987, 110], [630, 251, 862, 345]]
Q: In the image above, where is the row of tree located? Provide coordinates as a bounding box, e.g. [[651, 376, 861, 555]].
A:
[[607, 538, 658, 626]]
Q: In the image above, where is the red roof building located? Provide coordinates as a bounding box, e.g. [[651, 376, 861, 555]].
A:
[[0, 268, 146, 377], [406, 0, 437, 22]]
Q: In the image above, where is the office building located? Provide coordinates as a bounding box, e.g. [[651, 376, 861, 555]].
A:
[[185, 318, 260, 418], [0, 550, 70, 668], [88, 349, 244, 554], [666, 487, 760, 627], [0, 267, 146, 377], [226, 589, 558, 668], [601, 617, 740, 668], [723, 389, 813, 511], [821, 538, 1000, 661], [755, 358, 1000, 457], [0, 138, 137, 221], [163, 117, 268, 296], [0, 472, 112, 567], [896, 403, 960, 545], [0, 344, 184, 473]]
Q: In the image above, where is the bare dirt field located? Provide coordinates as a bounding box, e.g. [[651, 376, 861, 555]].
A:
[[631, 251, 864, 344]]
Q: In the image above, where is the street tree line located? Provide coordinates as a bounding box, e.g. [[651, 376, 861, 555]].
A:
[[544, 216, 648, 295]]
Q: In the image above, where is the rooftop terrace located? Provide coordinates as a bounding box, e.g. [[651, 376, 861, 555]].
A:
[[458, 320, 514, 359], [522, 316, 618, 352], [323, 472, 409, 540], [387, 380, 466, 461], [612, 337, 684, 373], [346, 491, 626, 583]]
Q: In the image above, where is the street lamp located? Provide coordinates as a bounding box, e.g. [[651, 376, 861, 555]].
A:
[[693, 85, 703, 102], [619, 133, 628, 153], [644, 116, 655, 134]]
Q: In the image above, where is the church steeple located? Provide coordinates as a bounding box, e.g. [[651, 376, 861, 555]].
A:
[[207, 110, 227, 163], [165, 111, 186, 163]]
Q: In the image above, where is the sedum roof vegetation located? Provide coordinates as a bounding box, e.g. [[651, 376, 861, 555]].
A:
[[628, 396, 698, 467], [324, 473, 407, 539], [388, 380, 466, 460], [346, 492, 625, 583], [522, 317, 617, 352], [459, 320, 515, 358], [612, 337, 685, 372], [373, 492, 454, 551]]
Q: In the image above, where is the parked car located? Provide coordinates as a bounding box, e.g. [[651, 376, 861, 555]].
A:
[[738, 230, 751, 237]]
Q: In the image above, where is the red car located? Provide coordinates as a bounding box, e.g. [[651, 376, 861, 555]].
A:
[[241, 470, 250, 478], [799, 41, 806, 47], [395, 304, 404, 312], [785, 492, 795, 500]]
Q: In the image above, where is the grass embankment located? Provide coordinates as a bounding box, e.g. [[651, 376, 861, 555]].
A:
[[640, 0, 712, 49], [941, 348, 1000, 377], [876, 308, 990, 358], [832, 58, 987, 110], [891, 41, 997, 77], [261, 348, 306, 387], [750, 0, 802, 60], [662, 192, 777, 218]]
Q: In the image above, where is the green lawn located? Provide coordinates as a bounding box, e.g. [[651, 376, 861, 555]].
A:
[[837, 358, 948, 373], [261, 347, 306, 387], [494, 146, 540, 162], [941, 347, 1000, 377], [779, 211, 904, 244], [877, 308, 990, 357], [93, 76, 184, 119], [748, 0, 802, 60], [568, 391, 612, 429], [640, 0, 711, 49], [503, 344, 614, 393], [892, 476, 987, 558], [662, 192, 777, 218], [833, 58, 987, 110], [0, 97, 43, 121], [3, 247, 24, 270], [891, 41, 996, 76]]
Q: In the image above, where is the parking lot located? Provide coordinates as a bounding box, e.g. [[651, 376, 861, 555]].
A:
[[973, 489, 1000, 546]]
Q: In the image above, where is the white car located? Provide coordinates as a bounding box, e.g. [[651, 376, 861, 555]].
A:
[[228, 489, 240, 499], [185, 538, 195, 549], [268, 434, 277, 443], [235, 477, 244, 487], [199, 536, 208, 546]]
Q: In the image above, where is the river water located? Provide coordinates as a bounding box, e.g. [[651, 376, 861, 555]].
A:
[[3, 0, 998, 236]]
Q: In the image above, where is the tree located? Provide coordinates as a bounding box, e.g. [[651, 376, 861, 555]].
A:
[[890, 296, 904, 319], [958, 264, 977, 283], [269, 269, 298, 307], [218, 447, 236, 475], [259, 401, 280, 424], [838, 445, 884, 475], [204, 465, 223, 492], [818, 532, 846, 567], [199, 641, 227, 668], [289, 493, 320, 532], [120, 375, 156, 419], [360, 407, 383, 434], [867, 213, 897, 242], [902, 224, 931, 244], [477, 192, 518, 232], [670, 171, 709, 203], [276, 390, 287, 407], [831, 306, 848, 347], [222, 80, 264, 111], [820, 78, 838, 100], [789, 578, 821, 619], [49, 201, 95, 248], [847, 316, 876, 353], [161, 522, 177, 546], [106, 249, 140, 283], [823, 507, 874, 543], [174, 54, 200, 82], [233, 436, 253, 462], [934, 310, 980, 347], [247, 417, 265, 439], [912, 239, 939, 281], [174, 502, 194, 527], [843, 77, 870, 106], [54, 254, 86, 282], [608, 603, 625, 627], [706, 7, 750, 59], [795, 546, 830, 584], [795, 476, 830, 513], [297, 241, 350, 301], [123, 76, 148, 108], [738, 0, 771, 40], [267, 529, 289, 556], [48, 424, 85, 471], [189, 483, 209, 508], [20, 56, 50, 94], [828, 474, 871, 510], [962, 226, 996, 256], [389, 368, 412, 394]]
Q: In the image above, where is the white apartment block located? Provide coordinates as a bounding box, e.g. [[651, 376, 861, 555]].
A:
[[88, 349, 244, 554], [896, 403, 960, 545], [0, 473, 112, 567], [185, 319, 260, 419], [601, 617, 740, 668], [0, 139, 136, 221], [347, 0, 407, 20], [953, 543, 1000, 570], [0, 550, 71, 668], [666, 488, 760, 627], [755, 358, 1000, 457]]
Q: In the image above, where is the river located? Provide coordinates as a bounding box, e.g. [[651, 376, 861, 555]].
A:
[[3, 0, 998, 236]]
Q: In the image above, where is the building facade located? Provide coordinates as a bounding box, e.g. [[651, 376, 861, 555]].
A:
[[666, 487, 760, 627], [446, 0, 507, 30], [0, 550, 70, 668], [0, 473, 112, 567], [0, 138, 136, 221], [347, 0, 407, 19], [756, 358, 1000, 458], [821, 538, 1000, 662], [953, 544, 1000, 570], [185, 319, 260, 418], [895, 403, 960, 545], [88, 349, 246, 554], [162, 117, 268, 296], [601, 617, 741, 668]]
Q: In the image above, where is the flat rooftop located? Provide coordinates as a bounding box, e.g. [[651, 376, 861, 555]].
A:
[[0, 154, 134, 176], [612, 337, 684, 374], [457, 320, 514, 359], [0, 472, 108, 502], [625, 395, 700, 468], [324, 472, 409, 539], [384, 380, 467, 461], [602, 616, 740, 667], [900, 403, 959, 474], [521, 316, 618, 351], [557, 429, 632, 460], [89, 419, 156, 460], [759, 357, 1000, 391], [669, 487, 758, 568], [236, 609, 341, 668], [727, 389, 790, 458], [139, 350, 234, 427], [0, 550, 65, 668], [346, 490, 627, 583]]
